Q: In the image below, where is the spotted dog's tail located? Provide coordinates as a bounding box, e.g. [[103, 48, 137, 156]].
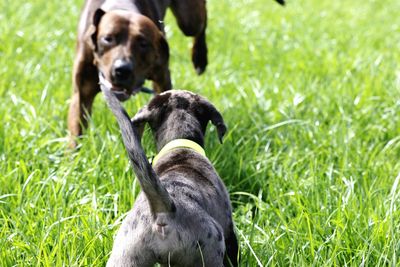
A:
[[99, 74, 174, 214], [275, 0, 285, 5]]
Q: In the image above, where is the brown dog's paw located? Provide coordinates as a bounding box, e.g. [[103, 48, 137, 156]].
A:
[[67, 137, 79, 151]]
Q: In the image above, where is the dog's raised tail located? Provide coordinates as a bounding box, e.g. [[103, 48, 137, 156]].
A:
[[99, 76, 174, 214]]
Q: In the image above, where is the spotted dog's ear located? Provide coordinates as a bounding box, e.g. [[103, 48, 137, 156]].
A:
[[85, 8, 106, 51], [200, 99, 227, 143], [131, 105, 152, 141], [132, 92, 172, 138]]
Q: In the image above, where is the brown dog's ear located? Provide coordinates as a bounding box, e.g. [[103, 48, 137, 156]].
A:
[[157, 34, 170, 67], [85, 8, 106, 51], [151, 34, 172, 93], [131, 105, 153, 141], [200, 99, 227, 143]]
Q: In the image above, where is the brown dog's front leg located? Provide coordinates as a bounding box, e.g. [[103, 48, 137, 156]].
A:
[[67, 90, 97, 145], [68, 52, 99, 147], [67, 87, 98, 147], [68, 91, 83, 147]]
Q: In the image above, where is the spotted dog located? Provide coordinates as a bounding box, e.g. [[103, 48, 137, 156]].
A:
[[100, 82, 238, 266]]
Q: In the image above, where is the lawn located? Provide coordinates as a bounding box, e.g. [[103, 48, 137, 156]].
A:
[[1, 0, 400, 266]]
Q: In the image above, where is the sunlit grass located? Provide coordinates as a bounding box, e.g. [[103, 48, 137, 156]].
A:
[[1, 0, 400, 266]]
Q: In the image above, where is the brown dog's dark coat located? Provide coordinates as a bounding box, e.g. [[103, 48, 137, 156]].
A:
[[67, 0, 208, 146]]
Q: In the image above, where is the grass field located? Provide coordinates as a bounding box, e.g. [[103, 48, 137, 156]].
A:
[[1, 0, 400, 266]]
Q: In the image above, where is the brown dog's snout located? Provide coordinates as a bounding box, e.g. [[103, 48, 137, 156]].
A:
[[112, 59, 134, 84]]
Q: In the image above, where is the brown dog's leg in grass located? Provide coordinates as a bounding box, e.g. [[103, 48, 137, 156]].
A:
[[68, 48, 99, 147]]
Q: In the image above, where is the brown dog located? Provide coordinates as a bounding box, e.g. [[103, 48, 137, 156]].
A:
[[68, 0, 208, 147]]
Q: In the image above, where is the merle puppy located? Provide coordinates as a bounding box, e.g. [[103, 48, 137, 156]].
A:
[[100, 80, 238, 266]]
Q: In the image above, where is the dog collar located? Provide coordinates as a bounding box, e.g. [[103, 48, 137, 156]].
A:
[[152, 139, 206, 166]]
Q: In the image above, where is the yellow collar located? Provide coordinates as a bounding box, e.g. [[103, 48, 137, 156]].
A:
[[152, 139, 206, 166]]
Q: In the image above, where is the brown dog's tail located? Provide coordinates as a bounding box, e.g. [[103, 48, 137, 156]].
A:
[[99, 74, 175, 214], [275, 0, 285, 5]]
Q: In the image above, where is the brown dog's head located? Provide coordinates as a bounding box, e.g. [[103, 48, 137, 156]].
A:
[[86, 9, 170, 101], [131, 90, 227, 150]]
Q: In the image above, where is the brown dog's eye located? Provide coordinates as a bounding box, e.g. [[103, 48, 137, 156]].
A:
[[137, 38, 150, 50], [100, 35, 115, 47]]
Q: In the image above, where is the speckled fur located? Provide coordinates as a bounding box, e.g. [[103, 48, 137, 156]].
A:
[[103, 90, 238, 267]]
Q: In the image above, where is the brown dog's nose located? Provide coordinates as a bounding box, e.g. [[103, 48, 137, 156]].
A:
[[112, 59, 133, 82]]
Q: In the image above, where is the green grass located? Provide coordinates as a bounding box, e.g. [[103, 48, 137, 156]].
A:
[[1, 0, 400, 266]]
